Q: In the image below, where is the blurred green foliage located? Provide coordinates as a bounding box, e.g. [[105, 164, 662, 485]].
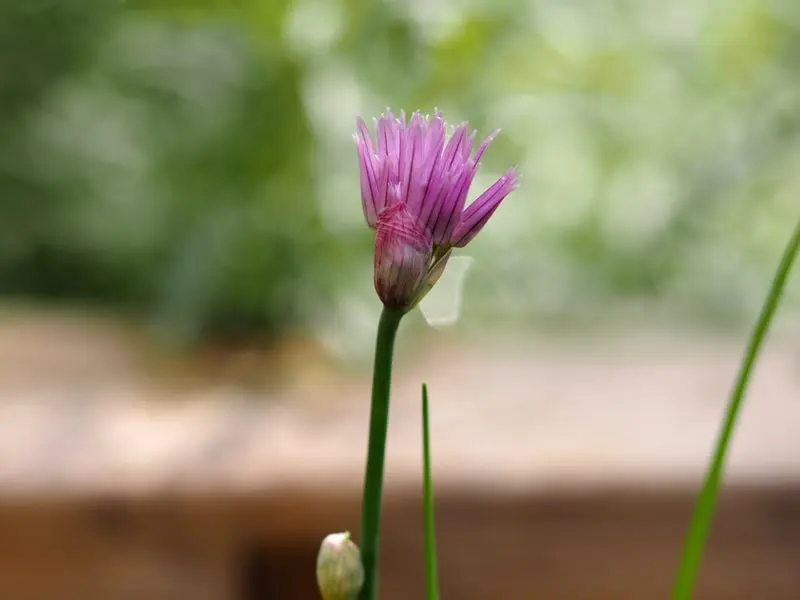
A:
[[1, 0, 798, 349], [0, 0, 332, 344]]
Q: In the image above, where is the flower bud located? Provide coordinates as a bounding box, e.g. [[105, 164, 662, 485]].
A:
[[355, 111, 518, 310], [374, 202, 433, 311], [316, 531, 364, 600]]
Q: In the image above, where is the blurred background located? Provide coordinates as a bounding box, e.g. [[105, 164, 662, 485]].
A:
[[0, 0, 799, 598]]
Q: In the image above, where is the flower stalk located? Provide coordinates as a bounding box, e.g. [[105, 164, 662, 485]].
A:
[[359, 306, 404, 600]]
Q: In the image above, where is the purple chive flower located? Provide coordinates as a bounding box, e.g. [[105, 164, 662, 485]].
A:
[[354, 109, 518, 311]]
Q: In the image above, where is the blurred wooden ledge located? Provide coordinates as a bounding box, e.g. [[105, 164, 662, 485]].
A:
[[0, 486, 798, 600], [0, 310, 798, 599]]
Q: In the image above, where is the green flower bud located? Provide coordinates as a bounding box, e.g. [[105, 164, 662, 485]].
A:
[[316, 531, 364, 600]]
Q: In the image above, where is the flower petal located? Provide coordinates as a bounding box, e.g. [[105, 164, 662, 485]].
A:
[[473, 129, 499, 164], [376, 110, 398, 159], [429, 162, 475, 244], [374, 112, 402, 211], [420, 124, 471, 238], [402, 112, 428, 214], [416, 112, 447, 225], [440, 124, 469, 174], [355, 117, 379, 227], [450, 169, 519, 248]]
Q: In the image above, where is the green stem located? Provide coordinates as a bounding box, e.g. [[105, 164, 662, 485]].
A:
[[359, 306, 404, 600], [672, 217, 800, 600]]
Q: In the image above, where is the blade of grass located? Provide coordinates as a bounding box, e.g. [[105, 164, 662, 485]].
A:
[[672, 217, 800, 600], [422, 383, 440, 600]]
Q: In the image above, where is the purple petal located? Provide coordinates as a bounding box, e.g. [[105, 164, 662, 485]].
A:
[[420, 129, 498, 237], [406, 112, 445, 218], [376, 111, 400, 166], [375, 154, 390, 210], [450, 169, 519, 248], [374, 113, 404, 211], [386, 180, 403, 208], [473, 129, 499, 164], [429, 162, 475, 244], [440, 124, 469, 173], [402, 112, 426, 212], [355, 117, 379, 227], [419, 124, 470, 237], [462, 130, 476, 162], [376, 113, 390, 157], [397, 116, 413, 206], [416, 113, 447, 223]]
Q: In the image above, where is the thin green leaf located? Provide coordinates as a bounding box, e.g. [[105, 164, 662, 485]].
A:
[[422, 383, 441, 600], [672, 217, 800, 600]]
